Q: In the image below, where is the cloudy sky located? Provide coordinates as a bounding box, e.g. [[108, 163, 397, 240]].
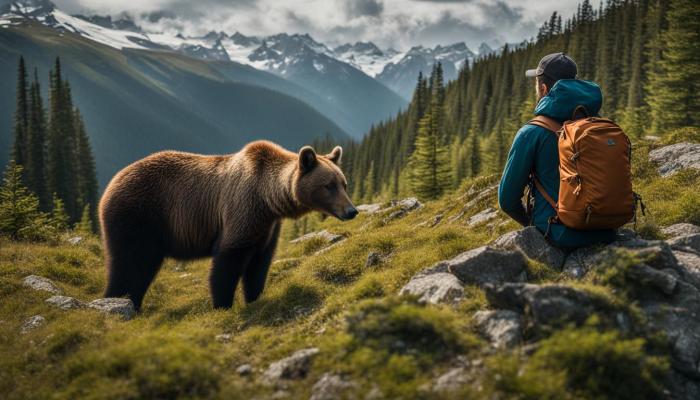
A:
[[53, 0, 582, 50]]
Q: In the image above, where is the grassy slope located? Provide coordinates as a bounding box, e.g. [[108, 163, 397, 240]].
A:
[[0, 131, 699, 399]]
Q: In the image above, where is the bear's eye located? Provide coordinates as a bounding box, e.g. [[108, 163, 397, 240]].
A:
[[325, 183, 336, 192]]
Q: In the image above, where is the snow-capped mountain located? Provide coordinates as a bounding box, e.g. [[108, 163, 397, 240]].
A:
[[376, 42, 477, 99], [333, 41, 402, 78]]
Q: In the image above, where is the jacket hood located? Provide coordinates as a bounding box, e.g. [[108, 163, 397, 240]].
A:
[[534, 79, 602, 122]]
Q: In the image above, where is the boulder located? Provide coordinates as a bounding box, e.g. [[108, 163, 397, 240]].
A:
[[87, 298, 136, 320], [399, 273, 464, 304], [23, 275, 61, 294], [669, 233, 700, 254], [262, 348, 319, 383], [356, 203, 382, 214], [365, 251, 382, 268], [236, 364, 253, 376], [648, 142, 700, 177], [663, 223, 700, 239], [290, 230, 344, 245], [485, 283, 596, 329], [397, 197, 422, 211], [66, 236, 83, 245], [467, 208, 498, 227], [493, 227, 567, 269], [45, 295, 84, 310], [473, 309, 523, 348], [436, 246, 528, 286], [20, 315, 45, 334], [628, 264, 678, 295], [562, 246, 604, 279], [310, 373, 357, 400], [433, 367, 468, 393], [215, 333, 233, 343]]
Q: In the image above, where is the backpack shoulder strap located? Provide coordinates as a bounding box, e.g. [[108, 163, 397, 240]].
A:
[[528, 115, 562, 134], [532, 175, 558, 210]]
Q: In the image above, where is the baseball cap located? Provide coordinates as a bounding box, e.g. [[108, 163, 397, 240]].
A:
[[525, 52, 578, 80]]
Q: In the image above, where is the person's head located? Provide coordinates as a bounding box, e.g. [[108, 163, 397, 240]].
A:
[[526, 52, 578, 100]]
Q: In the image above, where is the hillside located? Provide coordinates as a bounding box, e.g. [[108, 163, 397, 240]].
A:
[[0, 22, 349, 187], [1, 131, 699, 399]]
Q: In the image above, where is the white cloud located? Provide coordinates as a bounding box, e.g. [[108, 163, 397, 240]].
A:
[[53, 0, 582, 50]]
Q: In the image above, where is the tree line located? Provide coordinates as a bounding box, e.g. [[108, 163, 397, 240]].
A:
[[1, 56, 98, 240], [338, 0, 699, 203]]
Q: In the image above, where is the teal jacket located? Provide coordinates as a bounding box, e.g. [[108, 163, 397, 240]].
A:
[[498, 79, 617, 249]]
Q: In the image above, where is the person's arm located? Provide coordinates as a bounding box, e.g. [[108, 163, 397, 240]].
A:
[[498, 126, 536, 227]]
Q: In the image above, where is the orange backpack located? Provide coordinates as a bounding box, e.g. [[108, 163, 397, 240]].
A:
[[528, 114, 639, 231]]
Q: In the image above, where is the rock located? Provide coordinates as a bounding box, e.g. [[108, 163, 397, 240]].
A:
[[433, 367, 468, 392], [648, 142, 700, 177], [262, 348, 319, 383], [562, 246, 604, 279], [611, 239, 680, 271], [493, 227, 567, 269], [473, 310, 523, 348], [485, 283, 596, 330], [674, 250, 700, 278], [236, 364, 252, 376], [87, 298, 136, 320], [67, 236, 83, 245], [20, 315, 45, 334], [23, 275, 61, 294], [356, 203, 382, 214], [313, 240, 346, 255], [399, 273, 464, 304], [669, 233, 700, 254], [628, 264, 678, 295], [467, 208, 498, 227], [436, 246, 528, 286], [310, 373, 357, 400], [365, 251, 382, 268], [215, 333, 233, 343], [290, 230, 344, 244], [45, 295, 84, 310], [397, 197, 422, 211], [663, 223, 700, 239]]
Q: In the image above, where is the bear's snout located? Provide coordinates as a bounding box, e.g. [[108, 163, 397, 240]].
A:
[[342, 206, 358, 220]]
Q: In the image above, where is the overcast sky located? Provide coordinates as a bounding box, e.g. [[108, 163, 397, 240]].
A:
[[53, 0, 583, 50]]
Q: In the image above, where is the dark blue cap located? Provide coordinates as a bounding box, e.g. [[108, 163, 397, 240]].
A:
[[526, 52, 578, 80]]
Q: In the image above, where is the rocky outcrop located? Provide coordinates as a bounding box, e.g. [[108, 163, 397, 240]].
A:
[[263, 348, 319, 383], [443, 246, 528, 286], [669, 233, 700, 254], [433, 367, 469, 393], [23, 275, 61, 294], [87, 298, 136, 320], [290, 230, 344, 245], [648, 142, 700, 177], [356, 203, 382, 214], [383, 197, 423, 223], [467, 208, 498, 227], [473, 310, 523, 348], [20, 315, 45, 334], [493, 226, 567, 269], [46, 295, 84, 310], [399, 273, 464, 304], [663, 223, 700, 239], [310, 373, 357, 400]]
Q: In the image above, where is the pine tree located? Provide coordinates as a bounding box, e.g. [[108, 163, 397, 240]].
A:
[[12, 56, 29, 176], [73, 109, 98, 225], [50, 192, 69, 232], [26, 68, 49, 209], [0, 161, 47, 241], [648, 0, 700, 133], [75, 204, 93, 235], [409, 113, 451, 200], [47, 57, 79, 222]]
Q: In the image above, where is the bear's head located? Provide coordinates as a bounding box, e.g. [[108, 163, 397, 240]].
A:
[[295, 145, 357, 220]]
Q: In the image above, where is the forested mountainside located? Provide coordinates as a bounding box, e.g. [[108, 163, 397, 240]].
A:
[[339, 0, 699, 203], [0, 22, 348, 187]]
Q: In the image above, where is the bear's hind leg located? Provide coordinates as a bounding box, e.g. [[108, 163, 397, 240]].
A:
[[210, 247, 255, 309], [105, 243, 164, 311]]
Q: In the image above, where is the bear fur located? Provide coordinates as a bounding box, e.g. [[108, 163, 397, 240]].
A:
[[99, 141, 356, 310]]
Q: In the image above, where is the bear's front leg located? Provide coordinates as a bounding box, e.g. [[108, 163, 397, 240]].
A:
[[209, 247, 254, 309]]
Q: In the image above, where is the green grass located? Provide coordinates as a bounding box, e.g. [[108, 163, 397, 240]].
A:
[[0, 133, 697, 398]]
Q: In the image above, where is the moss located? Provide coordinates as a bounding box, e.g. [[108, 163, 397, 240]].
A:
[[486, 327, 669, 400], [659, 126, 700, 145], [527, 259, 560, 283]]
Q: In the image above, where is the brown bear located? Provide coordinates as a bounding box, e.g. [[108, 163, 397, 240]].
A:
[[99, 141, 357, 311]]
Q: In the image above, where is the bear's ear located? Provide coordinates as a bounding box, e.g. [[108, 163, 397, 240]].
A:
[[299, 146, 317, 173], [326, 146, 342, 165]]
